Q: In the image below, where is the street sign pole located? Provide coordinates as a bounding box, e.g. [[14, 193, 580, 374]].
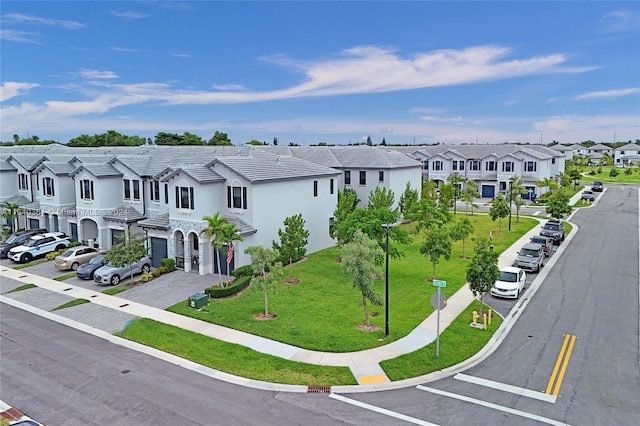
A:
[[436, 286, 441, 358], [432, 279, 446, 358]]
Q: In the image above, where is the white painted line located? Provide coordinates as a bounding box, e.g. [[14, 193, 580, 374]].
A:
[[533, 211, 541, 216], [329, 393, 439, 426], [416, 386, 570, 426], [454, 373, 556, 403]]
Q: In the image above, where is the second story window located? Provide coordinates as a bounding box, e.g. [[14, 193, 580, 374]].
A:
[[123, 179, 131, 199], [80, 179, 94, 200], [164, 183, 169, 204], [344, 171, 351, 185], [470, 160, 480, 171], [313, 180, 318, 197], [359, 171, 366, 185], [422, 160, 429, 170], [124, 179, 141, 201], [379, 171, 384, 182], [432, 160, 443, 171], [227, 184, 247, 209], [452, 161, 458, 171], [176, 185, 194, 210], [330, 178, 334, 195], [18, 173, 29, 190], [459, 161, 465, 170], [502, 161, 514, 172], [525, 161, 537, 172], [486, 161, 496, 171], [150, 180, 160, 202], [43, 177, 55, 196]]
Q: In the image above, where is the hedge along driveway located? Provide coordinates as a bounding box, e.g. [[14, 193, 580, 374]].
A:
[[167, 215, 538, 353]]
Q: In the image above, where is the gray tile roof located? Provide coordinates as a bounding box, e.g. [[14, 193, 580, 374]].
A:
[[70, 163, 123, 178], [138, 213, 170, 230], [213, 149, 339, 183], [162, 165, 225, 184], [6, 154, 49, 171], [33, 162, 76, 175], [0, 194, 30, 207], [224, 215, 257, 236], [102, 206, 146, 223]]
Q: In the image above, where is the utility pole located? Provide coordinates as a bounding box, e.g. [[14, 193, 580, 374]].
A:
[[508, 178, 513, 231]]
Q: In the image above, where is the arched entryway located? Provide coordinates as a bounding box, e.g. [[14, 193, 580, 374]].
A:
[[173, 230, 186, 270], [187, 232, 200, 273], [79, 218, 98, 247]]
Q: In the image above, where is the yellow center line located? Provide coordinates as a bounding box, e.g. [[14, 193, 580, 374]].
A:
[[545, 334, 570, 394], [552, 334, 576, 397]]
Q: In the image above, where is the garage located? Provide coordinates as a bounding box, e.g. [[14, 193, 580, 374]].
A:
[[481, 184, 495, 198], [150, 237, 168, 268]]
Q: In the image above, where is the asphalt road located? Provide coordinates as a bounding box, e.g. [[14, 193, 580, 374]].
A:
[[347, 186, 640, 425], [2, 187, 638, 425]]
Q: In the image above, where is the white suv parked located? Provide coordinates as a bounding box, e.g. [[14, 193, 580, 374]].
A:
[[8, 232, 71, 263]]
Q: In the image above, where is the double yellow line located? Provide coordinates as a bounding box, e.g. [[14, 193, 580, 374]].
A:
[[545, 334, 577, 397]]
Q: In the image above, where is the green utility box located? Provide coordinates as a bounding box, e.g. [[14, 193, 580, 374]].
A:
[[188, 293, 208, 309]]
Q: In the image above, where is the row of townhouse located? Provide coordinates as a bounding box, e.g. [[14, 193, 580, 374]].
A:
[[551, 143, 640, 166], [0, 144, 423, 276], [382, 144, 566, 198]]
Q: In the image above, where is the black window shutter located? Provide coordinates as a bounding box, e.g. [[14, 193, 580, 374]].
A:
[[90, 181, 94, 199], [242, 187, 247, 209], [175, 186, 179, 208], [42, 178, 45, 192], [52, 179, 55, 196], [190, 187, 194, 210], [227, 186, 231, 208]]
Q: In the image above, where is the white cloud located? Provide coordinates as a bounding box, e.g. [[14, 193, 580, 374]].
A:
[[0, 82, 39, 102], [574, 88, 640, 100], [0, 29, 42, 44], [3, 13, 85, 30], [78, 69, 119, 80], [110, 10, 150, 19], [601, 10, 640, 33]]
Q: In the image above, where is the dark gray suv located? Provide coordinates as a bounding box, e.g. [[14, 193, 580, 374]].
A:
[[540, 220, 565, 245]]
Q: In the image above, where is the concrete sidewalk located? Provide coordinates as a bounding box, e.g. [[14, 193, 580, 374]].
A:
[[1, 217, 552, 389]]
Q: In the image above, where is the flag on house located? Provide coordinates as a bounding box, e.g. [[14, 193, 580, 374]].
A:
[[227, 245, 235, 264]]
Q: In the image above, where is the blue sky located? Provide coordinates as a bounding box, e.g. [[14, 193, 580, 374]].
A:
[[1, 1, 639, 146]]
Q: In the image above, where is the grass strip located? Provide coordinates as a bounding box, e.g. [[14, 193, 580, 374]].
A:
[[117, 318, 357, 386], [54, 272, 77, 281], [102, 284, 129, 295], [4, 283, 36, 293], [12, 258, 49, 270], [381, 303, 503, 380], [51, 298, 89, 311]]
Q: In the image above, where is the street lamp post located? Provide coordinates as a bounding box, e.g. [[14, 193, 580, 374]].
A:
[[508, 178, 513, 231], [381, 223, 395, 337]]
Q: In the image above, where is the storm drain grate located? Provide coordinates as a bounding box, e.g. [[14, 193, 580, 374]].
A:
[[18, 275, 28, 278], [307, 385, 331, 393], [63, 287, 73, 291], [119, 303, 129, 308], [90, 295, 98, 298]]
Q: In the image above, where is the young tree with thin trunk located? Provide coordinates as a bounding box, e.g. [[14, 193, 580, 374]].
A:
[[272, 213, 309, 277], [489, 194, 510, 232], [449, 216, 474, 259], [219, 222, 243, 284], [460, 179, 480, 215], [420, 227, 452, 280], [245, 246, 283, 318], [507, 175, 526, 222], [341, 229, 384, 328], [466, 237, 500, 315], [104, 230, 148, 284]]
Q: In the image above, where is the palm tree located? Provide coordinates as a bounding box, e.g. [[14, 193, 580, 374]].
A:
[[535, 177, 557, 197], [219, 222, 243, 283], [1, 202, 20, 233], [201, 213, 230, 285]]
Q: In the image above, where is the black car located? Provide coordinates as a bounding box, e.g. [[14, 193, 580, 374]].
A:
[[592, 181, 604, 192], [76, 253, 108, 279], [0, 228, 47, 258]]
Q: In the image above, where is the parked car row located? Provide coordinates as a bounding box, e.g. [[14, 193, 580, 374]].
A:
[[1, 229, 152, 287], [492, 218, 567, 300]]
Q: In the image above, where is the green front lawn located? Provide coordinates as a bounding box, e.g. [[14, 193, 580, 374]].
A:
[[582, 166, 640, 184], [167, 215, 538, 353]]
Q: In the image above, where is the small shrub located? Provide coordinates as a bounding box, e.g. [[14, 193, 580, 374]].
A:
[[624, 168, 633, 176], [140, 272, 153, 282], [609, 168, 619, 177], [45, 250, 64, 260], [152, 266, 166, 278], [161, 258, 176, 272], [597, 168, 602, 174], [69, 241, 81, 247], [205, 276, 251, 298], [588, 170, 596, 176], [232, 264, 254, 278]]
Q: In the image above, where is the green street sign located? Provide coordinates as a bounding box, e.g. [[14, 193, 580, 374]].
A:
[[433, 279, 446, 288]]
